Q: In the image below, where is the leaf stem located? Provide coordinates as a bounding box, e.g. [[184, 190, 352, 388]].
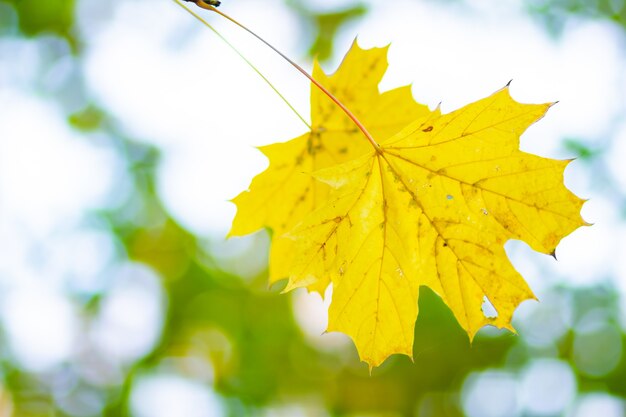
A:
[[194, 0, 381, 151], [173, 0, 311, 129]]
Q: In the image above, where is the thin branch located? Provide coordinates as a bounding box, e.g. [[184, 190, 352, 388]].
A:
[[193, 0, 381, 151], [173, 0, 311, 129]]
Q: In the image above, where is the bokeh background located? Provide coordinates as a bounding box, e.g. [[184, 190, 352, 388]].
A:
[[1, 0, 626, 416]]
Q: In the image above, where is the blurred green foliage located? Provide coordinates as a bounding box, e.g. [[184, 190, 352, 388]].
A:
[[286, 0, 367, 61], [4, 0, 77, 47], [525, 0, 626, 34], [563, 138, 599, 162]]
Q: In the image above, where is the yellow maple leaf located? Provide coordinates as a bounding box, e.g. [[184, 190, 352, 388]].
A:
[[275, 86, 586, 368], [229, 41, 430, 293]]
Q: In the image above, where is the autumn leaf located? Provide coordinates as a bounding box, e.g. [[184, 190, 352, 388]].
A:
[[272, 86, 586, 368], [226, 35, 586, 368], [229, 41, 430, 277]]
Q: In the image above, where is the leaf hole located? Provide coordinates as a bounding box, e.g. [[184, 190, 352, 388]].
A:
[[482, 296, 498, 319]]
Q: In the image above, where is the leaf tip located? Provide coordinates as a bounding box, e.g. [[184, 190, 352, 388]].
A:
[[281, 280, 298, 294], [255, 145, 272, 160], [225, 221, 243, 239], [549, 249, 558, 260], [506, 325, 519, 335]]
